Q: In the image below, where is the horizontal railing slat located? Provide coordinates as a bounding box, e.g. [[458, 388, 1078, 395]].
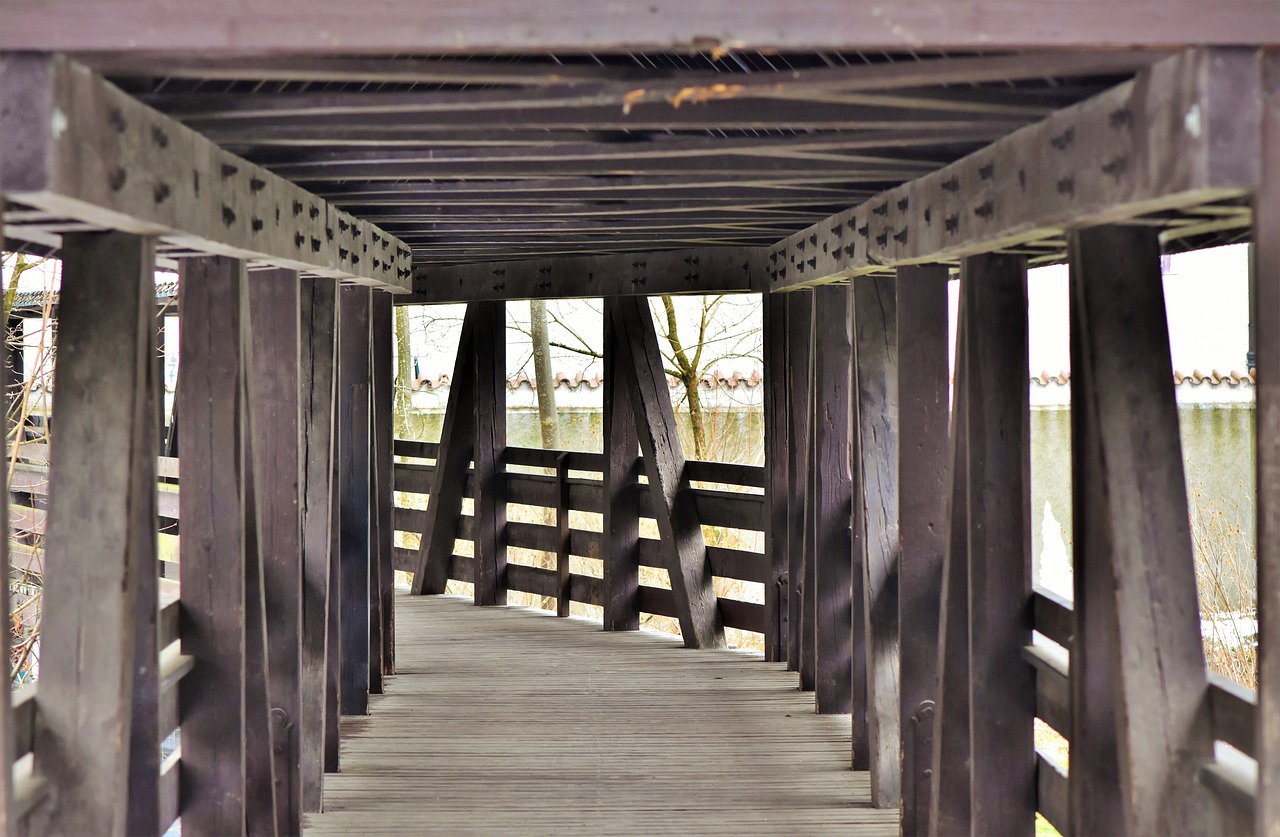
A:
[[1036, 748, 1070, 836], [1032, 587, 1073, 648], [1209, 673, 1257, 759]]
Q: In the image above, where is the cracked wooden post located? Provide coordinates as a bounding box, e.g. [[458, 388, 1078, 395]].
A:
[[763, 292, 789, 663], [603, 300, 641, 631], [785, 291, 812, 673]]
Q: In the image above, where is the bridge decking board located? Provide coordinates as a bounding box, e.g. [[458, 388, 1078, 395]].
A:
[[303, 593, 898, 836]]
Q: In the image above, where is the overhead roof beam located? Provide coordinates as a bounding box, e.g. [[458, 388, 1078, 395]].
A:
[[406, 247, 765, 304], [766, 48, 1264, 290], [6, 3, 1277, 52], [0, 54, 413, 291]]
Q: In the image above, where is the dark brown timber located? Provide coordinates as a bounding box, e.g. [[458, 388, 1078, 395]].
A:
[[247, 267, 304, 835], [851, 274, 900, 808], [1259, 47, 1280, 837], [473, 300, 508, 607], [337, 286, 372, 715], [299, 277, 338, 813], [785, 292, 813, 672], [602, 303, 640, 631], [1070, 225, 1217, 835], [410, 306, 478, 595], [33, 232, 157, 835], [961, 253, 1034, 836], [371, 290, 396, 674], [606, 295, 723, 649], [762, 292, 789, 662], [894, 264, 951, 837], [809, 284, 855, 718], [177, 255, 249, 836]]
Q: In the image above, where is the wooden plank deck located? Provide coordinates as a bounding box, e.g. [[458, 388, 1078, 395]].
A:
[[303, 593, 899, 835]]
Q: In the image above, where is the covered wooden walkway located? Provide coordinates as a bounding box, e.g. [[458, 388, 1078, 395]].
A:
[[304, 594, 896, 836]]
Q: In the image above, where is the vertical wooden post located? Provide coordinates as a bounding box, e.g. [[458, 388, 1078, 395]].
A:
[[1066, 232, 1124, 836], [337, 285, 372, 716], [247, 267, 303, 835], [762, 292, 789, 663], [556, 452, 572, 617], [410, 307, 477, 595], [607, 295, 723, 649], [801, 331, 817, 691], [33, 232, 157, 835], [962, 253, 1033, 837], [603, 302, 640, 631], [852, 274, 901, 807], [810, 284, 854, 718], [178, 255, 248, 836], [473, 301, 508, 607], [371, 291, 396, 675], [785, 291, 812, 673], [324, 294, 343, 772], [895, 264, 951, 837], [299, 277, 338, 813], [1071, 225, 1217, 835], [929, 282, 972, 837], [1257, 47, 1280, 837]]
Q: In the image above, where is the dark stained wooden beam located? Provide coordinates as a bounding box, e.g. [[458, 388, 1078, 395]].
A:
[[371, 291, 396, 675], [784, 291, 812, 673], [298, 277, 338, 813], [809, 283, 854, 715], [246, 267, 304, 835], [607, 295, 723, 650], [767, 49, 1264, 291], [337, 286, 372, 715], [1257, 47, 1280, 837], [1069, 225, 1218, 834], [7, 4, 1275, 51], [1066, 233, 1125, 835], [603, 303, 641, 632], [0, 55, 413, 290], [406, 247, 761, 304], [928, 281, 972, 837], [960, 253, 1033, 837], [473, 301, 508, 607], [762, 292, 788, 662], [410, 308, 477, 594], [33, 232, 158, 835], [851, 274, 900, 808], [893, 264, 950, 837], [177, 255, 249, 836], [87, 50, 1160, 90]]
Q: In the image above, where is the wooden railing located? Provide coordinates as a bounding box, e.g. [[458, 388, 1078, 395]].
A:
[[1027, 588, 1257, 834], [392, 439, 769, 635], [7, 442, 192, 833]]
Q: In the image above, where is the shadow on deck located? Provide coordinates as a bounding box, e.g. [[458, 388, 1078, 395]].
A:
[[304, 593, 898, 836]]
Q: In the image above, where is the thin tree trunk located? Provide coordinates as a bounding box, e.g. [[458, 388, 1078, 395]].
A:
[[530, 300, 560, 449], [394, 305, 413, 439]]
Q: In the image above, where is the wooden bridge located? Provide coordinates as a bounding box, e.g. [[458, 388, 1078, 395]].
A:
[[2, 7, 1280, 836]]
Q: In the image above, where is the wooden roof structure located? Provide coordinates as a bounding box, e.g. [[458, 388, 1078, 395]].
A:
[[1, 6, 1280, 837]]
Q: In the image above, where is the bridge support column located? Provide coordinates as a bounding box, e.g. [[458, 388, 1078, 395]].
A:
[[762, 292, 789, 662], [603, 301, 640, 631], [338, 286, 373, 715], [785, 291, 812, 674]]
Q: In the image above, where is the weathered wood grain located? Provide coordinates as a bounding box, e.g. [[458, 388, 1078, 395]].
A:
[[852, 274, 900, 808], [768, 49, 1263, 290], [555, 453, 572, 618], [370, 291, 396, 675], [785, 292, 812, 673], [33, 232, 157, 835], [337, 286, 372, 715], [894, 264, 950, 837], [606, 295, 722, 649], [178, 255, 248, 836], [602, 303, 640, 632], [299, 276, 338, 813], [960, 253, 1034, 836], [809, 284, 854, 717], [1256, 47, 1280, 837], [1070, 225, 1218, 835], [248, 267, 304, 835], [762, 292, 789, 662], [473, 301, 508, 608], [0, 55, 412, 289], [303, 594, 899, 836], [410, 306, 477, 595], [1066, 232, 1125, 836], [929, 284, 971, 837]]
